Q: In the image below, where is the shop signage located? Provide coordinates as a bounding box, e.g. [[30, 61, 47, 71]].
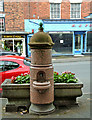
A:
[[79, 25, 82, 27], [72, 24, 92, 27], [2, 35, 25, 38], [72, 24, 75, 27], [85, 24, 88, 27]]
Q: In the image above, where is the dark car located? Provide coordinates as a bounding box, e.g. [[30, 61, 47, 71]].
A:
[[0, 51, 20, 56]]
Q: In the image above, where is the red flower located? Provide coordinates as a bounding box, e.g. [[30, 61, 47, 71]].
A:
[[69, 71, 71, 73], [11, 76, 15, 83], [56, 72, 59, 75], [72, 73, 75, 75], [11, 76, 14, 80]]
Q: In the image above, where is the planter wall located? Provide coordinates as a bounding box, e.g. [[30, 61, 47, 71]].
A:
[[1, 79, 83, 112], [54, 82, 83, 106], [1, 79, 30, 112]]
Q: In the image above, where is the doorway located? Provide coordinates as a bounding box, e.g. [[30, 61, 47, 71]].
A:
[[74, 32, 86, 55]]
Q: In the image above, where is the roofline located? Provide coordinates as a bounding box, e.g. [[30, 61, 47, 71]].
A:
[[43, 18, 92, 22]]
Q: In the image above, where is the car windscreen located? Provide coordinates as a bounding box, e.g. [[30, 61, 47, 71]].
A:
[[23, 58, 31, 66]]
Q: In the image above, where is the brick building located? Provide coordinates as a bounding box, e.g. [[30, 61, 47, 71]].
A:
[[0, 1, 29, 56], [0, 0, 92, 56]]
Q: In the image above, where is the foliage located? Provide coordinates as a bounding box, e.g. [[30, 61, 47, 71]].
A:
[[11, 73, 30, 84], [16, 42, 22, 48], [11, 71, 78, 84], [54, 71, 78, 83], [4, 46, 10, 51]]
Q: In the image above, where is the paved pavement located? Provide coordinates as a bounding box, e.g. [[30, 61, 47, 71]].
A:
[[0, 55, 92, 120], [52, 55, 91, 63], [0, 94, 91, 119]]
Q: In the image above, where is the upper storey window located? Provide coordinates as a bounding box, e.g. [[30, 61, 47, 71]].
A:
[[50, 3, 61, 19], [0, 0, 4, 12], [70, 3, 81, 19], [0, 18, 5, 32]]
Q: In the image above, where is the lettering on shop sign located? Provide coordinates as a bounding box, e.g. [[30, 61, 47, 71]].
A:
[[72, 24, 92, 27], [2, 35, 25, 38]]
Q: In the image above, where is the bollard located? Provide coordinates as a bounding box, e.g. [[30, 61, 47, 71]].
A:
[[28, 23, 55, 114]]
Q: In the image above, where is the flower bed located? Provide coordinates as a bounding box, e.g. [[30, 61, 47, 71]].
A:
[[1, 71, 83, 112], [11, 73, 30, 84], [54, 71, 78, 83], [11, 71, 78, 84]]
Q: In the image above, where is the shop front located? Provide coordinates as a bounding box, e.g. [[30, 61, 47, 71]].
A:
[[25, 19, 92, 56], [74, 31, 92, 55], [1, 34, 27, 56], [43, 19, 92, 56]]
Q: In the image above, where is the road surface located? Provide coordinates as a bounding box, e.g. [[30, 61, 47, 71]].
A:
[[53, 61, 91, 94]]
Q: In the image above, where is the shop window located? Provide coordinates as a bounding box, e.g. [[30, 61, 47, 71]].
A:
[[49, 32, 73, 54], [70, 3, 81, 19], [14, 40, 23, 54], [4, 40, 23, 55], [0, 18, 5, 32], [50, 3, 60, 19], [4, 40, 13, 51], [0, 0, 4, 12], [87, 31, 92, 52], [83, 34, 85, 52]]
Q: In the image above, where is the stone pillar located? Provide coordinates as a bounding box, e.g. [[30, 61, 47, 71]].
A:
[[29, 23, 55, 114]]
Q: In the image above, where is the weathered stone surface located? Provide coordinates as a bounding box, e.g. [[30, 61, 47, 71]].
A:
[[1, 79, 30, 112], [54, 82, 83, 106], [29, 29, 55, 114], [1, 79, 83, 111]]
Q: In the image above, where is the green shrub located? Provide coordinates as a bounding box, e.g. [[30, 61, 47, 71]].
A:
[[54, 71, 78, 83], [11, 71, 78, 84], [11, 73, 30, 84]]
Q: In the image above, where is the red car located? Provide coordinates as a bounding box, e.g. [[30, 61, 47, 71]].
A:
[[0, 55, 31, 93]]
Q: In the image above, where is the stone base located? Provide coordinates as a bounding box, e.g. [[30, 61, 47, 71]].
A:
[[6, 104, 17, 112], [54, 97, 78, 106], [29, 103, 55, 115], [6, 99, 31, 112]]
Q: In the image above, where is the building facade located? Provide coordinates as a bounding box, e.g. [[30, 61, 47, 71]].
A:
[[0, 0, 92, 56], [0, 1, 30, 56]]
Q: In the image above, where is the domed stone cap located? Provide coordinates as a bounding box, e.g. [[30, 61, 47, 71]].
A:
[[28, 23, 54, 49]]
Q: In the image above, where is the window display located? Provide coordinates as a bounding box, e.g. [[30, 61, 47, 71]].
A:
[[49, 32, 73, 54], [87, 31, 92, 52]]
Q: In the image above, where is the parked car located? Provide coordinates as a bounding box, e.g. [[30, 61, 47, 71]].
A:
[[0, 55, 31, 93], [0, 51, 20, 56]]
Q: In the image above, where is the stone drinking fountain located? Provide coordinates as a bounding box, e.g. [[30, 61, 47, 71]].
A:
[[28, 23, 55, 114]]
